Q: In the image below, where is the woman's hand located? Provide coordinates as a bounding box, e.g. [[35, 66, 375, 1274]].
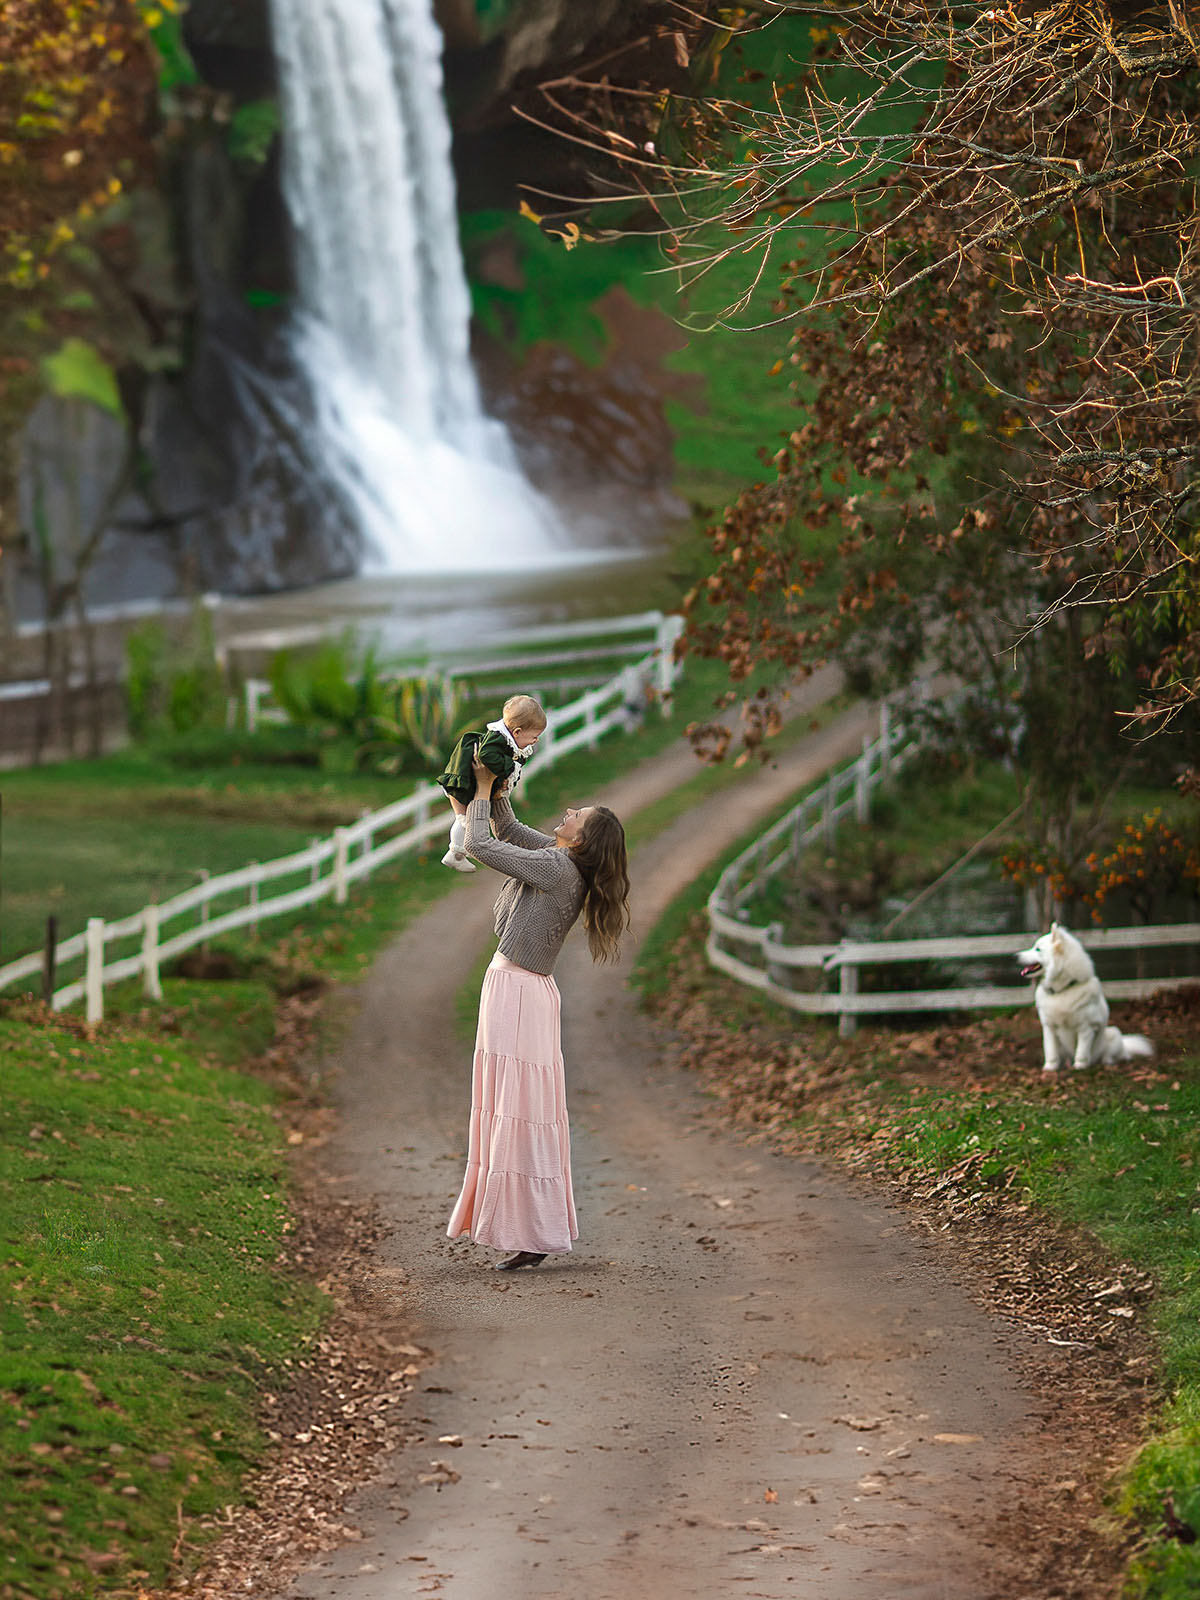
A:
[[471, 752, 497, 795]]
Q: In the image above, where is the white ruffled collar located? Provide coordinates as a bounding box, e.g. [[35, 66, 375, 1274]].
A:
[[487, 719, 534, 764]]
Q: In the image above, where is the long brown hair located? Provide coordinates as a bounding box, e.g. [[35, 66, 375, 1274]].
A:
[[568, 806, 630, 964]]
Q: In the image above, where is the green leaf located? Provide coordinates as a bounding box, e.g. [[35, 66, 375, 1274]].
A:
[[228, 99, 281, 171], [41, 339, 123, 418]]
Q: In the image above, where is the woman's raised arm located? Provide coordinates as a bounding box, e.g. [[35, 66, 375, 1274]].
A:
[[489, 793, 557, 852], [463, 796, 571, 889]]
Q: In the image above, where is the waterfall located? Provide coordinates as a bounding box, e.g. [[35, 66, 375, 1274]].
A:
[[267, 0, 562, 572]]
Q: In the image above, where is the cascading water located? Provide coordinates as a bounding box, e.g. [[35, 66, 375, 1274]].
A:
[[267, 0, 563, 572]]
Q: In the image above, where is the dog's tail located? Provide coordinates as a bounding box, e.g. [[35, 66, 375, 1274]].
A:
[[1120, 1032, 1154, 1060]]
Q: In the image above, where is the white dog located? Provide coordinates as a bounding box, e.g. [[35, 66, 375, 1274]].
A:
[[1016, 923, 1153, 1073]]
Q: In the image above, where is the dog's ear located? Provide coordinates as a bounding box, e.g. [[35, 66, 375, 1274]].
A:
[[1049, 924, 1065, 948]]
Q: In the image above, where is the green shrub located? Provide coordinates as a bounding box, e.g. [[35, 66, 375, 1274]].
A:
[[125, 620, 168, 738], [268, 635, 392, 746], [125, 607, 229, 741], [357, 674, 467, 774], [268, 638, 469, 775]]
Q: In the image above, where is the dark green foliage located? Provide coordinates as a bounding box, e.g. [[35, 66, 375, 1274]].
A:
[[124, 620, 168, 741], [227, 97, 279, 170], [266, 638, 466, 775], [123, 609, 228, 741]]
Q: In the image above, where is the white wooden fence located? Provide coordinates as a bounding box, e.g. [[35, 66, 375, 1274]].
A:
[[707, 708, 1200, 1036], [0, 612, 684, 1022]]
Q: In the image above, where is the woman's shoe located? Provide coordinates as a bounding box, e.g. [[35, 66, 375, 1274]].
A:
[[495, 1251, 546, 1271]]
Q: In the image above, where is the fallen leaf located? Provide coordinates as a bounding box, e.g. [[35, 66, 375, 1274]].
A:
[[763, 1488, 779, 1503], [933, 1433, 982, 1445]]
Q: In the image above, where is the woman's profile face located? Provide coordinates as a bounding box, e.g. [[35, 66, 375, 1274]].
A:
[[555, 806, 594, 844]]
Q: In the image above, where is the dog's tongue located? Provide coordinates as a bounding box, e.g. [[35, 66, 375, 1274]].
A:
[[1020, 962, 1042, 978]]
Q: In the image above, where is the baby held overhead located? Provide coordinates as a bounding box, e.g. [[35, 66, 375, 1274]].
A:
[[437, 693, 546, 872]]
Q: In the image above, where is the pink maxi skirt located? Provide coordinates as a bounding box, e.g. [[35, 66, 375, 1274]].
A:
[[446, 952, 578, 1254]]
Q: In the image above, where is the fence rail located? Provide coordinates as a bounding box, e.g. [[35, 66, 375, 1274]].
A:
[[707, 705, 1199, 1035], [1, 612, 684, 1022]]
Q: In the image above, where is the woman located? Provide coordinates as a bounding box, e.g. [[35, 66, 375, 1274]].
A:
[[446, 752, 630, 1271]]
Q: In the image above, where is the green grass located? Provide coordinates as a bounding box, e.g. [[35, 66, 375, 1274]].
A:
[[463, 200, 792, 502], [0, 983, 323, 1598], [621, 693, 850, 1009], [0, 748, 420, 964]]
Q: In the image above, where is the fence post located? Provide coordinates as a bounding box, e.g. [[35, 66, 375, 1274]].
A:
[[42, 914, 58, 1006], [586, 700, 599, 750], [356, 810, 373, 881], [656, 615, 680, 711], [201, 591, 224, 671], [245, 679, 260, 734], [85, 917, 105, 1025], [415, 787, 433, 840], [333, 827, 349, 904], [619, 664, 641, 732], [855, 736, 870, 824], [823, 770, 838, 847], [879, 701, 891, 780], [793, 795, 813, 856], [309, 838, 321, 885], [248, 863, 260, 936], [142, 902, 162, 1001], [764, 921, 786, 994], [196, 869, 210, 950], [837, 946, 858, 1039]]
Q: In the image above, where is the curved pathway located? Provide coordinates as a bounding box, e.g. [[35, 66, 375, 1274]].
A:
[[287, 675, 1036, 1600]]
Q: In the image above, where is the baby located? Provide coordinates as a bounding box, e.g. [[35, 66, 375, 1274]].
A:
[[436, 693, 547, 872]]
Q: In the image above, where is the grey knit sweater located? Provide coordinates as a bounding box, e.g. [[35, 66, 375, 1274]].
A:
[[464, 794, 585, 976]]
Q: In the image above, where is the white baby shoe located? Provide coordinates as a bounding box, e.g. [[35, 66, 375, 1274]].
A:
[[441, 849, 476, 873]]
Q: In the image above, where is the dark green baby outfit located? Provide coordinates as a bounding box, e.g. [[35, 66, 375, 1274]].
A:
[[438, 725, 524, 804]]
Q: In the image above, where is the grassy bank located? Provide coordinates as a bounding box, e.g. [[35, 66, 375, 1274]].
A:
[[0, 982, 322, 1598], [633, 765, 1200, 1598]]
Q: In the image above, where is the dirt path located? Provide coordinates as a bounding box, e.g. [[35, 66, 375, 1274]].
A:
[[286, 678, 1040, 1600]]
